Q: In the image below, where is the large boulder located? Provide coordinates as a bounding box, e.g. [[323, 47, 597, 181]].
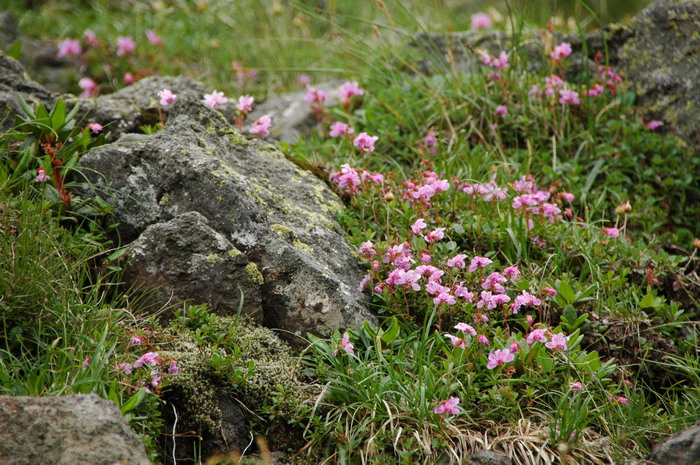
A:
[[0, 394, 151, 465], [618, 0, 700, 154], [79, 95, 374, 339], [0, 54, 56, 130], [647, 422, 700, 465], [248, 80, 343, 143]]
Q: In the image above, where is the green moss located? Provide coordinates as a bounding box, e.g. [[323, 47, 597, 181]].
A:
[[271, 223, 293, 235], [292, 239, 314, 254], [245, 262, 264, 285], [158, 194, 170, 205], [227, 247, 242, 259]]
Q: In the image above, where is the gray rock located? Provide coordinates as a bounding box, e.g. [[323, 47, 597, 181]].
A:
[[248, 80, 343, 143], [466, 450, 513, 465], [0, 394, 151, 465], [0, 54, 57, 130], [126, 211, 263, 321], [618, 0, 700, 153], [79, 95, 374, 339], [647, 422, 700, 465], [0, 12, 18, 49]]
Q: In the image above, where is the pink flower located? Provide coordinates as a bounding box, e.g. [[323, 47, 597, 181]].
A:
[[486, 349, 515, 369], [545, 332, 569, 351], [130, 335, 143, 346], [168, 361, 180, 374], [647, 120, 664, 130], [150, 370, 162, 387], [35, 168, 50, 183], [134, 351, 159, 368], [203, 90, 229, 108], [333, 332, 354, 355], [587, 84, 604, 97], [304, 87, 327, 105], [359, 240, 377, 259], [329, 122, 353, 137], [420, 253, 431, 264], [445, 334, 467, 349], [503, 266, 520, 280], [559, 89, 580, 105], [116, 36, 136, 56], [526, 328, 548, 345], [528, 85, 542, 98], [542, 287, 557, 297], [569, 381, 585, 391], [236, 95, 255, 113], [298, 73, 312, 86], [146, 30, 163, 46], [424, 130, 437, 147], [87, 122, 103, 134], [560, 192, 575, 203], [509, 342, 520, 353], [481, 272, 507, 293], [357, 273, 371, 291], [447, 254, 467, 269], [550, 42, 572, 61], [410, 218, 427, 235], [249, 114, 272, 136], [124, 72, 135, 84], [454, 323, 477, 336], [57, 38, 82, 58], [615, 396, 629, 406], [603, 227, 620, 238], [79, 77, 98, 98], [353, 132, 378, 153], [494, 105, 507, 117], [83, 30, 98, 47], [158, 89, 177, 106], [468, 256, 492, 272], [424, 228, 445, 243], [478, 334, 489, 346], [82, 357, 91, 368], [339, 81, 364, 103], [433, 292, 456, 306], [434, 396, 460, 415], [511, 291, 542, 314], [471, 12, 492, 29], [118, 362, 133, 375], [454, 285, 474, 302], [526, 315, 534, 325]]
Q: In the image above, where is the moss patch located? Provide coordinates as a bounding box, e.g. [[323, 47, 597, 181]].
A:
[[245, 262, 264, 285]]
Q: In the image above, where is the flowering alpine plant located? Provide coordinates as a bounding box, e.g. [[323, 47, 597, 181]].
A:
[[203, 90, 228, 107], [57, 38, 82, 58], [158, 89, 177, 106], [249, 114, 272, 136], [116, 36, 136, 56]]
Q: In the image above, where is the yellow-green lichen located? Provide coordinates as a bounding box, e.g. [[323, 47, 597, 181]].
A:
[[206, 253, 223, 264], [245, 262, 264, 285], [292, 239, 314, 254], [159, 194, 170, 205], [271, 223, 293, 235], [227, 247, 242, 259]]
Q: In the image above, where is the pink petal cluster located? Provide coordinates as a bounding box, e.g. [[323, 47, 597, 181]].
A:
[[477, 50, 509, 71], [510, 291, 542, 314], [447, 254, 467, 269], [647, 120, 664, 130], [158, 89, 177, 106], [339, 81, 364, 103], [445, 334, 467, 349], [333, 332, 354, 355], [57, 38, 82, 58], [116, 36, 136, 56], [434, 396, 460, 415], [486, 349, 515, 369], [330, 164, 384, 194], [494, 105, 508, 117], [329, 122, 354, 137], [203, 90, 229, 108], [134, 351, 159, 368], [146, 30, 163, 46], [545, 333, 569, 351], [559, 89, 581, 105], [304, 87, 327, 105], [35, 168, 50, 183], [468, 256, 492, 272], [471, 12, 492, 29], [353, 132, 379, 153], [79, 77, 98, 98], [550, 42, 572, 61], [526, 328, 548, 345], [455, 322, 477, 336], [236, 95, 255, 113], [603, 227, 620, 238], [249, 114, 272, 136], [87, 123, 103, 134], [83, 30, 98, 46]]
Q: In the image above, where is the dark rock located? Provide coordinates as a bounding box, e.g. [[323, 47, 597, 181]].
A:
[[0, 394, 151, 465], [0, 54, 57, 130], [79, 95, 374, 339], [126, 211, 263, 321], [0, 12, 19, 49], [466, 450, 513, 465], [248, 80, 343, 143], [647, 422, 700, 465], [618, 0, 700, 154]]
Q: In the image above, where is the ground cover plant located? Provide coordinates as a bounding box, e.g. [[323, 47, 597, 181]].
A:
[[2, 1, 699, 464]]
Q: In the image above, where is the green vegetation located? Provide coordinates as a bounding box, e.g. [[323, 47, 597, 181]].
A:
[[1, 1, 697, 464]]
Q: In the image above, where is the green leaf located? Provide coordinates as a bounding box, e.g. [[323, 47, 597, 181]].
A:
[[640, 293, 657, 309], [50, 99, 66, 131], [381, 316, 399, 344], [559, 281, 575, 304], [6, 39, 22, 59], [120, 388, 147, 413]]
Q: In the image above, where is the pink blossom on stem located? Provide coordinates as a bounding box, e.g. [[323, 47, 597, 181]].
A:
[[471, 12, 492, 29], [298, 73, 311, 86], [550, 42, 572, 61], [57, 38, 82, 58], [130, 335, 143, 346], [503, 266, 520, 281], [445, 334, 467, 349], [158, 89, 177, 106], [603, 227, 620, 238], [146, 30, 163, 46], [79, 77, 98, 98], [647, 120, 664, 130], [434, 396, 460, 415], [35, 168, 50, 183], [236, 95, 255, 113], [124, 72, 135, 84], [447, 254, 467, 269], [494, 105, 507, 117], [249, 114, 272, 136], [333, 332, 354, 355], [304, 87, 327, 105], [510, 342, 520, 353], [560, 192, 575, 203], [134, 351, 159, 368], [339, 81, 364, 104], [329, 122, 353, 137], [559, 89, 580, 105], [424, 228, 445, 243], [203, 90, 229, 108], [545, 332, 569, 351], [587, 84, 603, 97], [526, 328, 548, 345], [454, 322, 477, 336], [468, 256, 492, 272], [118, 362, 133, 375], [353, 132, 378, 153], [357, 273, 371, 291], [569, 381, 585, 391], [83, 30, 98, 46], [359, 240, 376, 259], [411, 218, 427, 235], [116, 36, 136, 56], [478, 334, 489, 346], [168, 361, 180, 374], [433, 292, 456, 306], [486, 349, 515, 369], [542, 287, 557, 297]]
